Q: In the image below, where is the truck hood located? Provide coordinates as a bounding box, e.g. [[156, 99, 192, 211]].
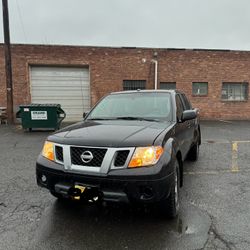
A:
[[48, 120, 173, 147]]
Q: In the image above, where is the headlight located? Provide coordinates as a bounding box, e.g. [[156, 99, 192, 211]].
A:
[[42, 141, 55, 161], [128, 146, 163, 168]]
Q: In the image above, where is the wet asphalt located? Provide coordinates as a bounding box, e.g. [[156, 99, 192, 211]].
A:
[[0, 121, 250, 250]]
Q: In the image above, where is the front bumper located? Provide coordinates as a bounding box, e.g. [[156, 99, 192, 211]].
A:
[[36, 157, 175, 204]]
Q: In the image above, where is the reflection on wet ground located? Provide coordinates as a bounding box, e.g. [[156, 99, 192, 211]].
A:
[[30, 199, 211, 250]]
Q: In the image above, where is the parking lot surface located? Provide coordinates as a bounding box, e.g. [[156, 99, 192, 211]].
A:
[[0, 121, 250, 250]]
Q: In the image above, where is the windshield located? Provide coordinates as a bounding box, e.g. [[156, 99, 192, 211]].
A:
[[87, 92, 172, 121]]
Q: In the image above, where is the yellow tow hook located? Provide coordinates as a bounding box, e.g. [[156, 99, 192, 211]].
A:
[[73, 185, 86, 200]]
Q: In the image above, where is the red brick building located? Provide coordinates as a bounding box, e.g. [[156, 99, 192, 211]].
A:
[[0, 44, 250, 121]]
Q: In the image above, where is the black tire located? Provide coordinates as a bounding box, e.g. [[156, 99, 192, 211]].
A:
[[187, 133, 200, 161], [159, 161, 180, 218], [187, 142, 199, 161]]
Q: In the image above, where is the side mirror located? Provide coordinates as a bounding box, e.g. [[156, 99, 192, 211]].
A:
[[182, 110, 197, 122], [83, 112, 89, 119]]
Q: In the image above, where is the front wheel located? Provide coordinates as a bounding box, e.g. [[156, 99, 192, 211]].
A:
[[187, 142, 199, 161], [159, 161, 180, 218], [187, 132, 200, 161]]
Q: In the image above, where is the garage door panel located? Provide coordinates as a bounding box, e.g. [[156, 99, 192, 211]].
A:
[[59, 106, 86, 110], [31, 79, 90, 85], [31, 100, 89, 106], [32, 92, 85, 97], [31, 96, 90, 101], [32, 86, 90, 91], [31, 67, 88, 76], [32, 79, 89, 83], [31, 97, 90, 102], [65, 110, 86, 115], [33, 70, 89, 77], [31, 66, 90, 122]]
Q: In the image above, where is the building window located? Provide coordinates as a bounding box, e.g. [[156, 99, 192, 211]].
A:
[[221, 82, 248, 101], [160, 82, 176, 90], [192, 82, 208, 96], [123, 80, 146, 90]]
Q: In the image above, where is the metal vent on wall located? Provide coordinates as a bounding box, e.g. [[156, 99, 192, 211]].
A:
[[123, 80, 146, 90]]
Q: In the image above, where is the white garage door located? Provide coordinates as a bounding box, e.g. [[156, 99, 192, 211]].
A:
[[30, 66, 90, 122]]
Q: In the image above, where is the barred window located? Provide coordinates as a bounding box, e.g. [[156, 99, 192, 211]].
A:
[[192, 82, 208, 96], [123, 80, 146, 90], [160, 82, 176, 90], [221, 83, 248, 101]]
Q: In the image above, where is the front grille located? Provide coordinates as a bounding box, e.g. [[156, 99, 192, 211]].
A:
[[114, 150, 130, 167], [55, 146, 64, 162], [70, 147, 107, 167]]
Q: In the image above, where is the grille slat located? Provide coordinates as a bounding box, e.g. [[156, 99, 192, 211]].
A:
[[55, 146, 64, 162], [71, 147, 107, 167], [114, 150, 129, 167]]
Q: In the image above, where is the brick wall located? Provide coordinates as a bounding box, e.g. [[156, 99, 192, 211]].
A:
[[0, 44, 250, 120]]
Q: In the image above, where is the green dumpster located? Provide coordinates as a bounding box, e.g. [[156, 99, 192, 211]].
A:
[[16, 104, 66, 131]]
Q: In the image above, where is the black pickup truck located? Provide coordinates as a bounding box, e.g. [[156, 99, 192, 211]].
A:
[[36, 90, 201, 218]]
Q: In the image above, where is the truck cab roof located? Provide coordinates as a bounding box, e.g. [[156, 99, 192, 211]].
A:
[[110, 89, 185, 95]]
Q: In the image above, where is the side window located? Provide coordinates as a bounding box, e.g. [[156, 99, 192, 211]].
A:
[[176, 95, 184, 122], [181, 94, 192, 110]]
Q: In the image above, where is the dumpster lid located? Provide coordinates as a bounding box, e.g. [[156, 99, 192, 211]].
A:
[[19, 103, 61, 108]]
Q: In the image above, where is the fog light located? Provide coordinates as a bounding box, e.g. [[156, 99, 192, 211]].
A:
[[140, 186, 154, 200], [41, 175, 47, 183]]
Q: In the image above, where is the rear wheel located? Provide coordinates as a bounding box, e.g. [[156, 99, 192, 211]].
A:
[[159, 161, 180, 218]]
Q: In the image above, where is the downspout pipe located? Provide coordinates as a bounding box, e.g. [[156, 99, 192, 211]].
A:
[[151, 59, 158, 89]]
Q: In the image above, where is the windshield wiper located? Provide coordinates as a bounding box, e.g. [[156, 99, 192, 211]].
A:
[[115, 116, 159, 122], [88, 116, 160, 122]]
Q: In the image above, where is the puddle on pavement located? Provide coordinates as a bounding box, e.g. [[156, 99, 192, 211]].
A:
[[31, 200, 212, 250]]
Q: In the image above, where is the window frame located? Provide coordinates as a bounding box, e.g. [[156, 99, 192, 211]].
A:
[[221, 82, 248, 102], [180, 94, 192, 110], [175, 94, 184, 122], [192, 82, 208, 97]]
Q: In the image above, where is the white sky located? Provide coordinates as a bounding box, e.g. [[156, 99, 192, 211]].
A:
[[0, 0, 250, 50]]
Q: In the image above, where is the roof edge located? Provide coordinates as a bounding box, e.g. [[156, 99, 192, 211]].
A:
[[0, 43, 249, 53]]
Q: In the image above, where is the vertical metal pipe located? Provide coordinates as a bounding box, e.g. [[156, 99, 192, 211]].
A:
[[151, 60, 158, 89], [2, 0, 14, 124], [154, 60, 158, 90]]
